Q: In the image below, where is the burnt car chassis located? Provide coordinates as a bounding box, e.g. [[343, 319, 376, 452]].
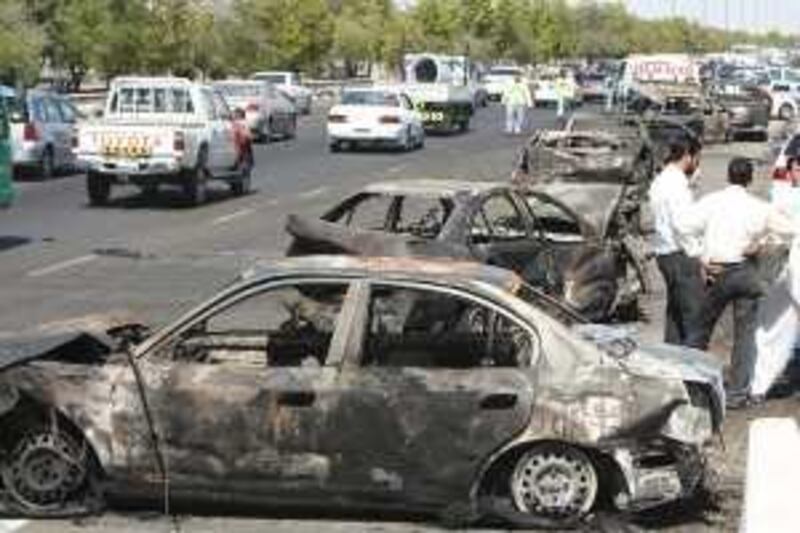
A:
[[286, 180, 649, 322], [0, 256, 723, 528]]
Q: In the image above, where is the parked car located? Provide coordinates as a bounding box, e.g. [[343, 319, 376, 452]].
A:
[[714, 85, 771, 141], [286, 179, 647, 321], [1, 86, 81, 179], [576, 73, 609, 103], [213, 80, 297, 142], [251, 71, 313, 114], [0, 96, 13, 208], [0, 255, 724, 527], [482, 66, 524, 101], [73, 77, 252, 206], [767, 83, 800, 121], [326, 87, 425, 153]]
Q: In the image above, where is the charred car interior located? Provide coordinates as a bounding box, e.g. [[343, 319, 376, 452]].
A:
[[0, 256, 724, 529], [286, 180, 647, 322]]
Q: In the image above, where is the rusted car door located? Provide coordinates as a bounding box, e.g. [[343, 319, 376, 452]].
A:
[[328, 281, 536, 506], [138, 280, 357, 499]]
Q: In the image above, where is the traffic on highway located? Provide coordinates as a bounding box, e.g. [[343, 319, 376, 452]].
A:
[[1, 1, 800, 533]]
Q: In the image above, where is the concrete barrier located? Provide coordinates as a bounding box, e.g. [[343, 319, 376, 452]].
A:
[[740, 417, 800, 533]]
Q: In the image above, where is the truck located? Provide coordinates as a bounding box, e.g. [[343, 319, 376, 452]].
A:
[[400, 54, 476, 132], [73, 77, 252, 207]]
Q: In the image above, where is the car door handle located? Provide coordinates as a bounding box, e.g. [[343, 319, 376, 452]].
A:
[[480, 393, 518, 410], [277, 391, 316, 407]]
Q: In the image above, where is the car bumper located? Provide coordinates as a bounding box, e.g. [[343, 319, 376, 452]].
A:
[[328, 124, 405, 143], [612, 441, 707, 512], [80, 155, 183, 179], [11, 142, 44, 167]]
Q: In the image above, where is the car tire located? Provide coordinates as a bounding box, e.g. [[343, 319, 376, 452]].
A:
[[508, 443, 599, 526], [141, 184, 158, 199], [86, 172, 111, 206], [184, 150, 208, 207], [39, 147, 55, 180], [0, 411, 104, 518], [779, 104, 795, 121], [329, 141, 341, 153]]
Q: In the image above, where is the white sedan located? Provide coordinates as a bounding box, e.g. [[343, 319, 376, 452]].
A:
[[327, 87, 425, 153]]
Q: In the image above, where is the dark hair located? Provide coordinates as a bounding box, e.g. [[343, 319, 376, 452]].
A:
[[728, 157, 753, 186], [665, 134, 702, 164], [788, 156, 798, 170]]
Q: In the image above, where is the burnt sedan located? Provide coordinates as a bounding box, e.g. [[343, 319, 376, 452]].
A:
[[287, 180, 648, 322], [0, 256, 723, 527]]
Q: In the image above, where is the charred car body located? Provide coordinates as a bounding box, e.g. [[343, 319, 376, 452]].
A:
[[286, 180, 647, 322], [0, 256, 723, 527], [627, 83, 731, 145]]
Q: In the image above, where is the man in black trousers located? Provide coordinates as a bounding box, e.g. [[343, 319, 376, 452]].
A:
[[648, 136, 705, 348], [680, 158, 795, 408]]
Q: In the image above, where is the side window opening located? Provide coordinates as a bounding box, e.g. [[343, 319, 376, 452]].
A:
[[172, 283, 349, 368], [523, 194, 583, 240], [472, 194, 527, 243], [362, 285, 534, 369], [338, 194, 394, 231]]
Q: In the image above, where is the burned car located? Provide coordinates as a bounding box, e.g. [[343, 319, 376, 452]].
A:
[[628, 83, 731, 145], [286, 180, 648, 322], [711, 84, 771, 141], [0, 256, 724, 527]]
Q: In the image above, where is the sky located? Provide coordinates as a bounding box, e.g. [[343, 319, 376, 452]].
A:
[[624, 0, 800, 34]]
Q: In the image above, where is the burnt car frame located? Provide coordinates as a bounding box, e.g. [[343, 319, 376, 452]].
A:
[[286, 180, 648, 322], [0, 256, 724, 527]]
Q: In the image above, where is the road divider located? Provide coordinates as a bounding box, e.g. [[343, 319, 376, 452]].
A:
[[28, 254, 97, 278]]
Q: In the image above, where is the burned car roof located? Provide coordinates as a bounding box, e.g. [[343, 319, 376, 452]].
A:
[[243, 254, 524, 294], [362, 179, 505, 198]]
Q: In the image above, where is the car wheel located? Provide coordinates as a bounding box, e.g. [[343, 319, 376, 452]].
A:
[[184, 151, 208, 207], [86, 172, 111, 206], [779, 104, 795, 121], [39, 147, 54, 180], [509, 443, 598, 525], [141, 184, 158, 199], [329, 141, 341, 153], [1, 415, 102, 517]]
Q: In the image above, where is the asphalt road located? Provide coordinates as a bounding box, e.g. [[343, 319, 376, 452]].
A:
[[0, 104, 796, 533]]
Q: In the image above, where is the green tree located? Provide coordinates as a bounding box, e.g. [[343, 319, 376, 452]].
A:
[[231, 0, 334, 74], [51, 0, 113, 90], [0, 0, 45, 85]]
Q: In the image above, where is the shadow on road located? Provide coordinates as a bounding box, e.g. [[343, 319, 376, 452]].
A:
[[86, 186, 254, 211]]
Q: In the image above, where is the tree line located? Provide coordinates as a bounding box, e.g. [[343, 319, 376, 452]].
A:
[[0, 0, 796, 89]]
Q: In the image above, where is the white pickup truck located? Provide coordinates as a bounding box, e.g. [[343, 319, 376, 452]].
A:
[[74, 77, 252, 206]]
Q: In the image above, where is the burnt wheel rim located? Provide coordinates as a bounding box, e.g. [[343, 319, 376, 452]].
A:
[[3, 431, 88, 512], [510, 445, 598, 520]]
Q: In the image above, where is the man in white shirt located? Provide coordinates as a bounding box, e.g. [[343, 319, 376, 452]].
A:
[[679, 157, 795, 407], [648, 136, 705, 348]]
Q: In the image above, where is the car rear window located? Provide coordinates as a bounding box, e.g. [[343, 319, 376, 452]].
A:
[[108, 86, 194, 114], [254, 74, 286, 85], [214, 84, 262, 98], [488, 68, 521, 77], [341, 91, 399, 107], [4, 97, 27, 123]]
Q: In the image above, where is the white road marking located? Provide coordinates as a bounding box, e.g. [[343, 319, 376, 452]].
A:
[[387, 164, 407, 174], [28, 254, 97, 278], [297, 186, 329, 199], [0, 520, 30, 533], [211, 208, 255, 226]]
